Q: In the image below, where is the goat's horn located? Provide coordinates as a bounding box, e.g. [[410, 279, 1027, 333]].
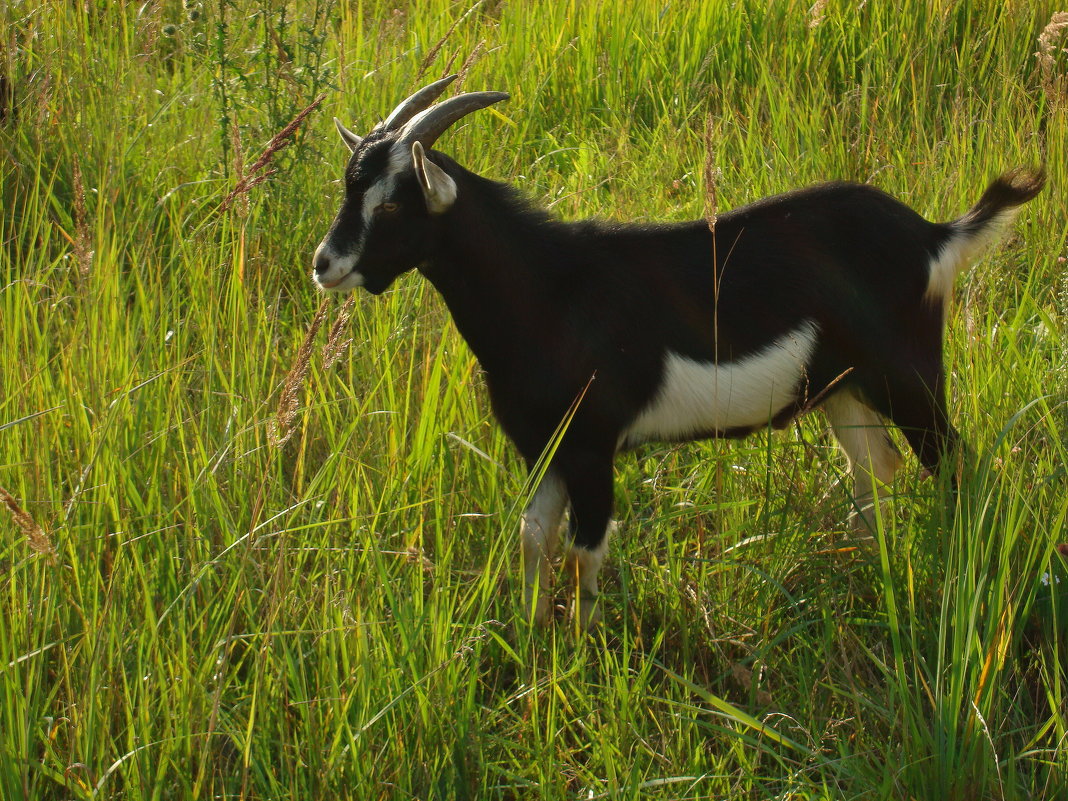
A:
[[334, 117, 363, 152], [398, 91, 509, 149], [381, 74, 458, 131]]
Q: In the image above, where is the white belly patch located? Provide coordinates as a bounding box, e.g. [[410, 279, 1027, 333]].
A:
[[623, 320, 819, 445]]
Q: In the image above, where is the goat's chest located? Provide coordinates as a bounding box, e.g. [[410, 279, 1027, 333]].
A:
[[621, 320, 819, 447]]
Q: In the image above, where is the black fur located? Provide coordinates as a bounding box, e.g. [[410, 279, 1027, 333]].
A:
[[315, 127, 1043, 557]]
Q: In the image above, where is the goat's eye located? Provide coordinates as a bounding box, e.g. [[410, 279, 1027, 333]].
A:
[[375, 202, 399, 215]]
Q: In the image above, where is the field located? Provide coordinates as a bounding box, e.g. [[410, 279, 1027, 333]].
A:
[[2, 1, 1067, 798]]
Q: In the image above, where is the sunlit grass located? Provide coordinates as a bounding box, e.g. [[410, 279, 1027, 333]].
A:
[[2, 1, 1066, 798]]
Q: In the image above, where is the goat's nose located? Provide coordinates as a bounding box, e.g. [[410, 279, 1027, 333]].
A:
[[313, 250, 331, 276]]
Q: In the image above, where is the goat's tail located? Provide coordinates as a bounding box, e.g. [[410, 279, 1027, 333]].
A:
[[925, 166, 1046, 303]]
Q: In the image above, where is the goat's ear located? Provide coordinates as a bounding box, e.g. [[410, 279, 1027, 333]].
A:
[[412, 141, 457, 214], [334, 118, 363, 153]]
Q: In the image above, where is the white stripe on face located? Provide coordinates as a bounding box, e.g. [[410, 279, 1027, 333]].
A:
[[313, 142, 410, 292], [624, 320, 819, 444]]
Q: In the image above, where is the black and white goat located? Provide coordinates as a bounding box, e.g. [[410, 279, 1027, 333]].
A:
[[312, 75, 1044, 627]]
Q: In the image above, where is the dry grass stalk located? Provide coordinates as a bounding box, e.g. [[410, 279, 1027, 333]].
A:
[[268, 27, 299, 89], [72, 156, 94, 279], [0, 73, 12, 125], [455, 40, 487, 90], [704, 112, 722, 366], [134, 0, 162, 61], [1037, 12, 1068, 102], [229, 120, 250, 218], [416, 0, 485, 80], [269, 297, 331, 447], [322, 295, 357, 370], [219, 93, 325, 213], [33, 73, 53, 131], [417, 28, 461, 81], [377, 8, 407, 47], [441, 48, 460, 77], [0, 485, 56, 558]]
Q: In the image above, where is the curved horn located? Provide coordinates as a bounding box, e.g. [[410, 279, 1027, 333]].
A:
[[398, 91, 510, 150], [334, 117, 363, 152], [381, 74, 458, 131]]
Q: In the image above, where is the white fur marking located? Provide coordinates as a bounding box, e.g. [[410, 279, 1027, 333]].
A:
[[569, 525, 611, 629], [312, 239, 365, 291], [357, 142, 410, 229], [313, 142, 410, 292], [624, 321, 819, 444], [925, 208, 1019, 303], [521, 472, 568, 625], [823, 390, 901, 531]]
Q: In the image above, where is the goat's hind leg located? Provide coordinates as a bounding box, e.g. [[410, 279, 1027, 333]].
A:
[[877, 375, 966, 518], [888, 388, 963, 486], [824, 390, 902, 534], [865, 364, 965, 490], [521, 471, 567, 625]]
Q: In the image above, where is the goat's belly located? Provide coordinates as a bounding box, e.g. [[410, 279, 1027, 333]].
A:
[[622, 320, 819, 447]]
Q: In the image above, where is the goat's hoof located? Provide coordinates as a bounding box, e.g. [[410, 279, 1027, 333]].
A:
[[572, 593, 602, 630], [848, 499, 890, 540], [524, 593, 552, 626]]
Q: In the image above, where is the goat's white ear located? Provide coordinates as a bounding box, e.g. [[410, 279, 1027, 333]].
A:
[[334, 117, 363, 153], [412, 141, 457, 214]]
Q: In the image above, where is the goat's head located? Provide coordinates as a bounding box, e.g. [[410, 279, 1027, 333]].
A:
[[312, 75, 508, 295]]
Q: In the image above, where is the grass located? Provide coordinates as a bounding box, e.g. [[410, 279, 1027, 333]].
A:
[[2, 0, 1067, 798]]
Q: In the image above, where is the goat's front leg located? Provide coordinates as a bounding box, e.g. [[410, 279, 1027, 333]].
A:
[[559, 452, 615, 629], [521, 471, 567, 625]]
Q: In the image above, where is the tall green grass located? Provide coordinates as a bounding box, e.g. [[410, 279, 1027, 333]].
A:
[[2, 1, 1066, 798]]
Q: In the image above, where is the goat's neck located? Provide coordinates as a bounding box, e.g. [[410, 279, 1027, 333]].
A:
[[420, 185, 553, 374]]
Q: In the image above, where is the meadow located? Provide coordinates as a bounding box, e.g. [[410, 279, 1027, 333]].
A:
[[2, 1, 1067, 798]]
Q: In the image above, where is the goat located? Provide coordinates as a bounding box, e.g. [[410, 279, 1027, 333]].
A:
[[312, 75, 1044, 627]]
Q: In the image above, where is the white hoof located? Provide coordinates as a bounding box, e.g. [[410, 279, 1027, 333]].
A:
[[572, 593, 602, 630], [525, 591, 553, 626]]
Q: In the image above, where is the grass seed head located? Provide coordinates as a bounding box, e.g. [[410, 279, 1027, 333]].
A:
[[219, 93, 324, 213], [703, 113, 719, 234], [322, 295, 357, 370], [0, 486, 56, 558], [1037, 12, 1068, 102], [229, 120, 249, 218], [416, 0, 484, 80], [72, 157, 94, 279], [455, 40, 487, 89], [268, 297, 330, 447], [807, 0, 828, 29]]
